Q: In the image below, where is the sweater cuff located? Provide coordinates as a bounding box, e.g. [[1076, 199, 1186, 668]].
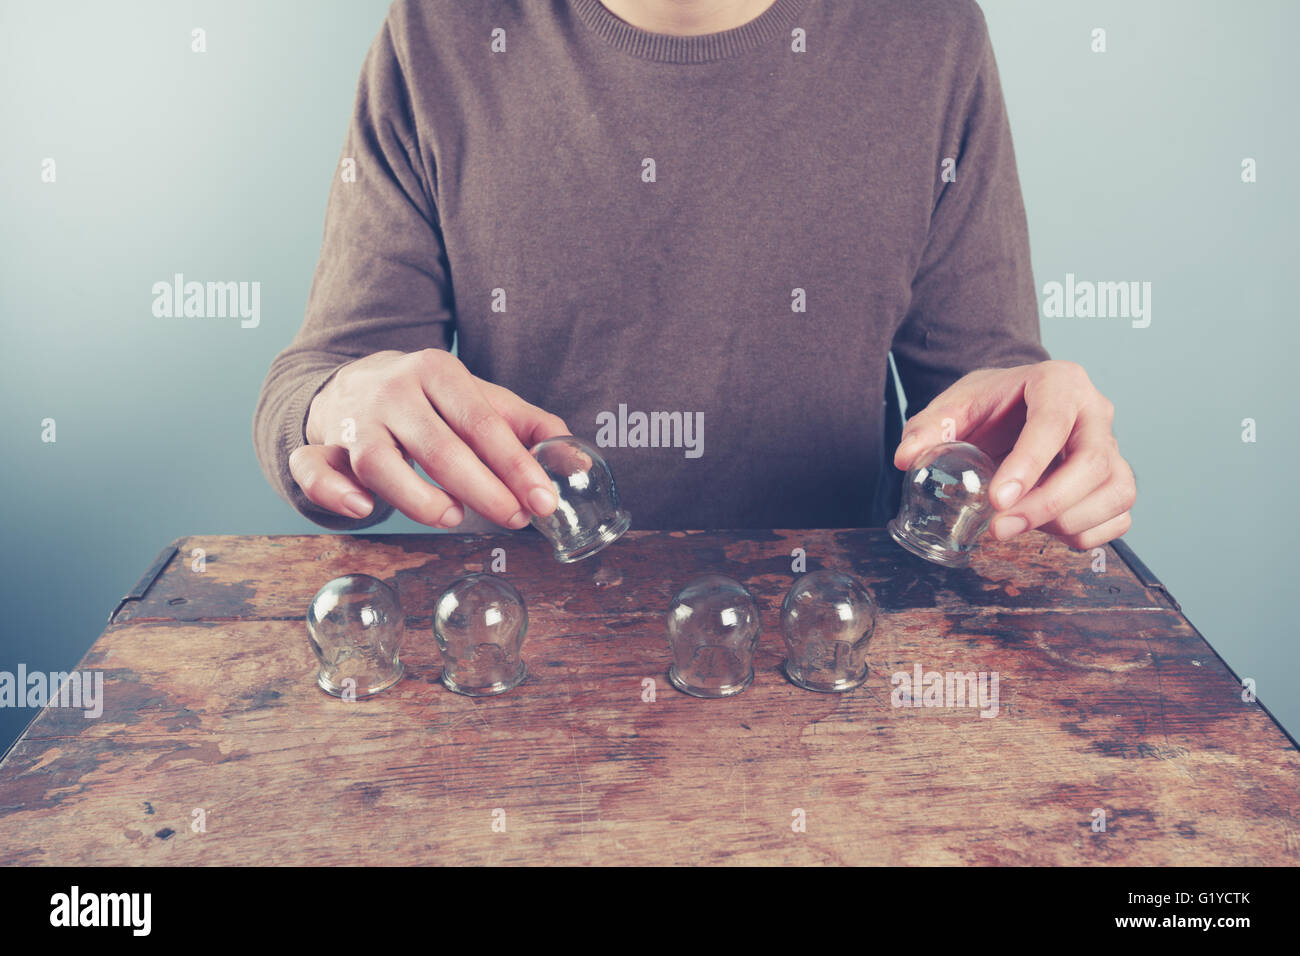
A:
[[278, 369, 395, 531]]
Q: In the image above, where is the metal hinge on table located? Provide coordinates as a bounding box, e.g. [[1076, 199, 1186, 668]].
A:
[[1111, 539, 1181, 613], [108, 544, 179, 625]]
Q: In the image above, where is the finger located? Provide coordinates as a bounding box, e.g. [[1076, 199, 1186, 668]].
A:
[[476, 378, 572, 449], [348, 435, 464, 528], [414, 356, 559, 521], [1055, 510, 1133, 551], [892, 371, 1024, 471], [289, 443, 376, 520], [961, 407, 1027, 464], [892, 384, 981, 471], [990, 424, 1118, 540], [1036, 464, 1137, 540], [986, 374, 1092, 513], [387, 403, 532, 529]]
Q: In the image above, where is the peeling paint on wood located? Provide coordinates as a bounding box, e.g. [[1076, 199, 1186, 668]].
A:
[[0, 529, 1295, 865]]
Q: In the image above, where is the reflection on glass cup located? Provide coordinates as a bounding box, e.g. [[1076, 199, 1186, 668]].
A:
[[666, 574, 762, 698], [888, 441, 997, 567], [530, 436, 631, 562], [433, 573, 528, 697]]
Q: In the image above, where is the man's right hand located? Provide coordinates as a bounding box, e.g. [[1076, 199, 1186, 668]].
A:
[[290, 348, 568, 528]]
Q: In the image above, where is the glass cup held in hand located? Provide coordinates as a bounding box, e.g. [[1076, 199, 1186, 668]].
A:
[[529, 436, 630, 563], [665, 574, 762, 698], [888, 440, 997, 567], [433, 573, 529, 697], [306, 574, 406, 698]]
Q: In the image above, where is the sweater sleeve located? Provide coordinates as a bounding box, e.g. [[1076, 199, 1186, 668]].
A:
[[889, 5, 1049, 416], [252, 11, 455, 530]]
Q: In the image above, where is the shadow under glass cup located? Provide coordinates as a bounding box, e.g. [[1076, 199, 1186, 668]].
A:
[[529, 436, 630, 563]]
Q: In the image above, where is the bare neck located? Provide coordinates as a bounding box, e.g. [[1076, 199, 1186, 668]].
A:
[[596, 0, 779, 36]]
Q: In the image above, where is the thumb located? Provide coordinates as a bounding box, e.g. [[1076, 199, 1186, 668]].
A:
[[891, 375, 1002, 471]]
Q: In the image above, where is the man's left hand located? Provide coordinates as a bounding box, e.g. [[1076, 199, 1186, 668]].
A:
[[892, 360, 1136, 550]]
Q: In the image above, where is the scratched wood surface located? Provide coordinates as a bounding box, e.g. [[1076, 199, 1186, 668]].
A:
[[1, 529, 1297, 865]]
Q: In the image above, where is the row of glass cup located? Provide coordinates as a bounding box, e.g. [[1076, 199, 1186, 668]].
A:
[[306, 567, 878, 700], [526, 435, 1000, 570], [306, 434, 999, 699]]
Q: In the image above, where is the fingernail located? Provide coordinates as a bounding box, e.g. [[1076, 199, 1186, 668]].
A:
[[994, 480, 1022, 509], [343, 493, 372, 518], [994, 515, 1027, 540], [527, 486, 557, 515], [506, 510, 531, 529], [438, 504, 464, 528]]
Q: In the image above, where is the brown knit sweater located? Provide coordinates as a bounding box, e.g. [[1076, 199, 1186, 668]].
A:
[[253, 0, 1049, 531]]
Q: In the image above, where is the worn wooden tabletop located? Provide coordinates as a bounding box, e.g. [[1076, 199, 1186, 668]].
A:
[[0, 529, 1296, 865]]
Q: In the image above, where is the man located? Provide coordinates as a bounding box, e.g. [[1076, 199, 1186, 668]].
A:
[[254, 0, 1135, 548]]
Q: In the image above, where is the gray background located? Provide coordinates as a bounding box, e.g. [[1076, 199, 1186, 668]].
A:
[[1, 0, 1295, 752]]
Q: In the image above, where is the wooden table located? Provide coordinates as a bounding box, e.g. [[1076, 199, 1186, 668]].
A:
[[1, 529, 1296, 865]]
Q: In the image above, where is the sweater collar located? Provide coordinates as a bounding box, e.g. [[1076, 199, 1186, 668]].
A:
[[570, 0, 812, 64]]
